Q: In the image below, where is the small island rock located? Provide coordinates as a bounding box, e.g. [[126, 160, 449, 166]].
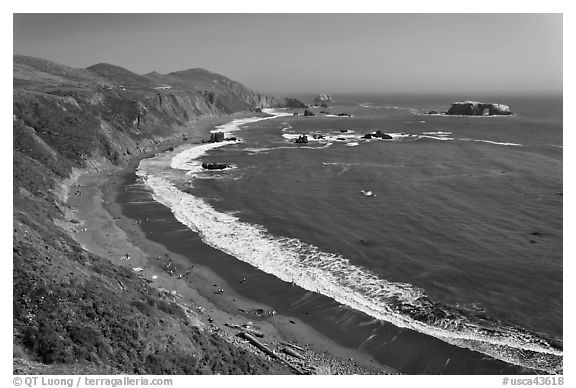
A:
[[446, 101, 512, 116]]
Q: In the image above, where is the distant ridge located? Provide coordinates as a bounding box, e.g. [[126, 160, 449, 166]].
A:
[[13, 55, 103, 86], [87, 63, 156, 88]]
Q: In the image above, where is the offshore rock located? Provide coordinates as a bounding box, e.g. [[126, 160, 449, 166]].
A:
[[446, 101, 512, 116], [303, 109, 315, 117], [362, 130, 392, 139], [210, 132, 225, 143], [202, 162, 230, 170], [294, 135, 308, 144], [313, 93, 332, 105]]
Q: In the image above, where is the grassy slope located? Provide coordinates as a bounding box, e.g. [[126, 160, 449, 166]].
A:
[[13, 55, 290, 374]]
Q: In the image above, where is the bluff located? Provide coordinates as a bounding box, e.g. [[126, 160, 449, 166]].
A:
[[12, 55, 293, 374], [446, 101, 512, 116]]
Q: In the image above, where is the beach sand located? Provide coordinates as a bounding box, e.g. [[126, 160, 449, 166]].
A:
[[62, 116, 397, 375]]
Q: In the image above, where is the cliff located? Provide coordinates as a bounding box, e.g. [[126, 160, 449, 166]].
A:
[[12, 55, 293, 374], [446, 101, 513, 116]]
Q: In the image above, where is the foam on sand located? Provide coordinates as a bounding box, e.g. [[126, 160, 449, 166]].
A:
[[171, 110, 293, 174], [136, 120, 563, 373], [136, 168, 562, 373]]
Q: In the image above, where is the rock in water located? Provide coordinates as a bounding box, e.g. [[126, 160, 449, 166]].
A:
[[303, 109, 315, 117], [209, 132, 225, 142], [362, 130, 392, 139], [202, 162, 230, 170], [446, 101, 512, 116], [313, 93, 332, 105], [373, 130, 392, 139], [294, 135, 308, 144]]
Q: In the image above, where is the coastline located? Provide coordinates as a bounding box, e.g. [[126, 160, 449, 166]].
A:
[[58, 108, 559, 375], [62, 113, 395, 375]]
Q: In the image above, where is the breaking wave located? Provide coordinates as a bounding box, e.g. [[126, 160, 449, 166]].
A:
[[137, 136, 562, 374], [461, 138, 523, 147]]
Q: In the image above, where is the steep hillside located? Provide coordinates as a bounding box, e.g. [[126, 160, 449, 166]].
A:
[[14, 55, 104, 88], [88, 63, 158, 89], [12, 55, 292, 374], [145, 68, 279, 113]]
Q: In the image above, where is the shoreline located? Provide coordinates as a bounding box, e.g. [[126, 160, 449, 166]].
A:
[[63, 113, 395, 375], [130, 115, 558, 374], [60, 109, 558, 375]]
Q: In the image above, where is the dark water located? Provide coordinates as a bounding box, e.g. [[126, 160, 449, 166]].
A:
[[131, 94, 562, 373]]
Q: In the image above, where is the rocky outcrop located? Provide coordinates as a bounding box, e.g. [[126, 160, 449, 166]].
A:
[[446, 101, 512, 116], [362, 130, 392, 139], [294, 135, 308, 144], [209, 132, 225, 143], [284, 98, 308, 109], [202, 162, 230, 170], [303, 109, 315, 117], [313, 93, 332, 105]]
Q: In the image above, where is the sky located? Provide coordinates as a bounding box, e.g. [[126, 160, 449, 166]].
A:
[[13, 13, 562, 95]]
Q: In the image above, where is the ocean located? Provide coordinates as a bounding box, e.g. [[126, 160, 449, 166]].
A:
[[126, 93, 562, 374]]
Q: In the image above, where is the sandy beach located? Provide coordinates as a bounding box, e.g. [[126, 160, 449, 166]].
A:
[[62, 117, 396, 375]]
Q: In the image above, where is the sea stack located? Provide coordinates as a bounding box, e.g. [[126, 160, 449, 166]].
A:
[[210, 132, 225, 142], [446, 101, 512, 116], [313, 93, 332, 106], [202, 162, 230, 170], [294, 135, 309, 144]]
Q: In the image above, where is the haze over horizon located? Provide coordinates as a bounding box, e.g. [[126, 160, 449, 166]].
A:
[[13, 13, 562, 95]]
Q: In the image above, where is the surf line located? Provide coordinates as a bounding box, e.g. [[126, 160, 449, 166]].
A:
[[136, 111, 562, 374], [169, 108, 293, 174]]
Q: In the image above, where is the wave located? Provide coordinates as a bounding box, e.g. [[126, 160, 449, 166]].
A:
[[358, 102, 384, 109], [417, 135, 523, 146], [462, 139, 523, 147], [245, 143, 334, 154], [282, 131, 414, 146], [137, 158, 562, 374], [136, 111, 561, 373], [170, 111, 293, 174], [282, 132, 356, 143], [418, 135, 455, 141], [386, 132, 416, 140], [210, 109, 292, 134], [136, 169, 562, 373], [422, 131, 452, 136]]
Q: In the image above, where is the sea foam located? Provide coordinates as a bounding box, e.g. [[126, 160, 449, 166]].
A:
[[136, 112, 562, 372], [137, 166, 562, 373]]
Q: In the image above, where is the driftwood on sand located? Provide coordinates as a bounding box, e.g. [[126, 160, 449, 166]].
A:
[[280, 341, 306, 352], [281, 346, 305, 360], [238, 332, 306, 375], [224, 322, 265, 338]]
